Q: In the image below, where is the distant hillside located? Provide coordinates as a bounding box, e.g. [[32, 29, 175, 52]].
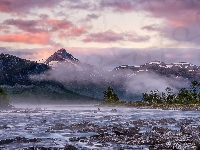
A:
[[43, 48, 116, 100], [0, 53, 50, 85], [3, 81, 98, 104], [2, 50, 199, 102], [42, 50, 196, 101], [0, 53, 100, 102], [114, 61, 200, 80]]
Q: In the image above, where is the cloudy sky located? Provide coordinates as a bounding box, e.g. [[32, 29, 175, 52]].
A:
[[1, 0, 200, 69]]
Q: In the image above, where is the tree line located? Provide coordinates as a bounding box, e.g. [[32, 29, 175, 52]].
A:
[[142, 81, 200, 105], [102, 81, 200, 106]]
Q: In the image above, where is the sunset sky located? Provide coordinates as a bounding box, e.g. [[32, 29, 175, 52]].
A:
[[1, 0, 200, 68]]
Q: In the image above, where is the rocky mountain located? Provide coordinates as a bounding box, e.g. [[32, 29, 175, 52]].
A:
[[2, 49, 200, 102], [0, 53, 98, 103], [114, 61, 200, 80], [0, 53, 50, 85], [43, 50, 200, 100], [44, 48, 79, 67], [42, 48, 115, 99]]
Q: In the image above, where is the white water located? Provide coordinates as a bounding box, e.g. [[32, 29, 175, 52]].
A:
[[0, 104, 200, 149]]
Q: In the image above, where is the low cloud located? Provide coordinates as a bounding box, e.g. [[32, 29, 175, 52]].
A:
[[83, 30, 150, 43], [31, 61, 188, 99], [125, 72, 187, 94]]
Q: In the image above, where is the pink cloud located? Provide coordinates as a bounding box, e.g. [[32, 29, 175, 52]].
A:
[[100, 0, 200, 45], [46, 19, 72, 31], [83, 31, 123, 43], [141, 0, 198, 27], [142, 25, 161, 32], [83, 30, 149, 43], [58, 27, 87, 38], [0, 32, 51, 45], [70, 27, 86, 35], [81, 14, 100, 22], [100, 0, 199, 27], [0, 0, 62, 14], [100, 0, 135, 12], [1, 17, 90, 45], [3, 18, 72, 33], [125, 33, 150, 42]]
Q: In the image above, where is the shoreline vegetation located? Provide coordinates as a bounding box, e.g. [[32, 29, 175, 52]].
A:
[[2, 80, 200, 111], [0, 87, 12, 109], [100, 81, 200, 111]]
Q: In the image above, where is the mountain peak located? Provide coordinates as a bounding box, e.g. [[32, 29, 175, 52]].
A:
[[57, 48, 67, 53], [44, 48, 79, 65]]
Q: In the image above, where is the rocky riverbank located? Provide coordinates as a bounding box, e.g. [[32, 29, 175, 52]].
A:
[[99, 103, 200, 111], [0, 106, 200, 149], [66, 117, 200, 149]]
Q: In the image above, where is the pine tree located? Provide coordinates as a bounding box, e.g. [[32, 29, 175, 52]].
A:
[[190, 80, 199, 103], [103, 86, 119, 104], [0, 88, 10, 107]]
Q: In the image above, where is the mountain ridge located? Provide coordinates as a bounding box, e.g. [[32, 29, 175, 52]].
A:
[[114, 60, 200, 80], [1, 49, 200, 102], [44, 48, 79, 67], [0, 52, 99, 103], [41, 51, 200, 100]]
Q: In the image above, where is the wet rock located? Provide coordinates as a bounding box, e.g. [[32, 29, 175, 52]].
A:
[[0, 124, 10, 129], [90, 134, 100, 139], [28, 138, 42, 143], [113, 130, 124, 136], [51, 123, 67, 130], [67, 121, 96, 132], [14, 137, 42, 143], [41, 119, 47, 123], [64, 144, 78, 150], [0, 137, 42, 145], [95, 143, 109, 147], [69, 137, 80, 142], [123, 127, 140, 136], [195, 142, 200, 150], [111, 109, 117, 112], [79, 139, 87, 143], [87, 141, 94, 146], [27, 146, 60, 150], [26, 147, 46, 150], [152, 126, 168, 134], [0, 139, 13, 145]]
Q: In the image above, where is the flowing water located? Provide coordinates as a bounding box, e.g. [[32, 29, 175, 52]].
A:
[[0, 104, 200, 149]]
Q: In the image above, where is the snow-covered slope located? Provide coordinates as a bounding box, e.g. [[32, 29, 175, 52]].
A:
[[44, 48, 79, 67]]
